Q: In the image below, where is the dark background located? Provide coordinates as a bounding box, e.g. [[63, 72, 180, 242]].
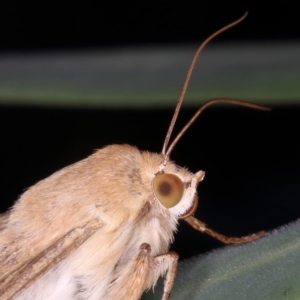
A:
[[0, 1, 299, 51], [0, 1, 299, 260]]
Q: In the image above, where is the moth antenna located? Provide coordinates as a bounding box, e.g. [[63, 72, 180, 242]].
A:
[[164, 98, 271, 160], [161, 12, 248, 165]]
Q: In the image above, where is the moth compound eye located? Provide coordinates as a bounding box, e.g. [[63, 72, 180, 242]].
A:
[[152, 173, 184, 208]]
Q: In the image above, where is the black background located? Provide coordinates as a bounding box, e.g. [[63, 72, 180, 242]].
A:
[[0, 1, 299, 260], [0, 1, 299, 51]]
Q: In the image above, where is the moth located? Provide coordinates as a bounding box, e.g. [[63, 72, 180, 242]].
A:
[[0, 13, 269, 300]]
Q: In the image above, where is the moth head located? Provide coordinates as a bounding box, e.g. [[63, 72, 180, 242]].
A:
[[153, 12, 269, 221], [152, 169, 204, 219]]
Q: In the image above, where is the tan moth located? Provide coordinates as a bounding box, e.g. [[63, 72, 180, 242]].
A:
[[0, 13, 269, 300]]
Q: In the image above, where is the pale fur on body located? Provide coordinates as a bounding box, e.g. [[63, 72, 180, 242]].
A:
[[0, 144, 200, 299]]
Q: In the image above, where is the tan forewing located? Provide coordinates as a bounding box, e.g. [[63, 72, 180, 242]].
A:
[[0, 219, 103, 300]]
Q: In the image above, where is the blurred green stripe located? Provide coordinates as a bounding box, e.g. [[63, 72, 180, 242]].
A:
[[0, 42, 299, 107]]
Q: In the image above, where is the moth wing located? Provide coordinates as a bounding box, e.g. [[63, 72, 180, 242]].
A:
[[0, 219, 103, 300], [0, 211, 9, 232]]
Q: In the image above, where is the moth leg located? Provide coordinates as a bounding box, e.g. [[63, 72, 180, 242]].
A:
[[107, 243, 178, 300], [0, 219, 103, 300], [106, 242, 153, 300], [185, 215, 265, 244], [153, 251, 179, 300]]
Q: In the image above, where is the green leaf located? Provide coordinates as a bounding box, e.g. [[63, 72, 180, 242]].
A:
[[142, 220, 300, 300]]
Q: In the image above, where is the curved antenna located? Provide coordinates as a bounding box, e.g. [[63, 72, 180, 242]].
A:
[[161, 13, 248, 158], [163, 98, 271, 164]]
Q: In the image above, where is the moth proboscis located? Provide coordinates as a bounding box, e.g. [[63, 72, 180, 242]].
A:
[[0, 12, 270, 300]]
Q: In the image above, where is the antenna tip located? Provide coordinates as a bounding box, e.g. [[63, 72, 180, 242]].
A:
[[240, 11, 249, 21]]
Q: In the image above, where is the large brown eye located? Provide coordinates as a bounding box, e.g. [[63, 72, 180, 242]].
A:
[[152, 173, 184, 208]]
